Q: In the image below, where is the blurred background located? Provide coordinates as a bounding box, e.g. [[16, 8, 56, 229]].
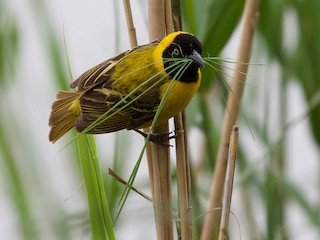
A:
[[1, 0, 320, 239]]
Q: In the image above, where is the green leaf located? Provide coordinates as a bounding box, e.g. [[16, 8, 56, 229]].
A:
[[46, 28, 70, 90], [199, 0, 245, 93], [77, 135, 116, 239], [292, 0, 320, 146], [0, 5, 20, 88], [202, 0, 245, 55], [258, 0, 284, 61], [180, 0, 197, 33], [0, 120, 38, 239]]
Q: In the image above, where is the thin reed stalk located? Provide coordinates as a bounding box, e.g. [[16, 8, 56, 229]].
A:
[[122, 0, 156, 220], [218, 126, 239, 240], [169, 1, 193, 239], [148, 0, 173, 239], [165, 0, 174, 33], [174, 114, 193, 240], [123, 0, 138, 47], [201, 0, 261, 239], [122, 0, 156, 187]]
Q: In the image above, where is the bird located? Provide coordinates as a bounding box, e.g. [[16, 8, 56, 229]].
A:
[[48, 31, 203, 143]]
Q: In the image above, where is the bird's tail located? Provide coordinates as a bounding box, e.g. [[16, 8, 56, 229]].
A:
[[49, 90, 81, 143]]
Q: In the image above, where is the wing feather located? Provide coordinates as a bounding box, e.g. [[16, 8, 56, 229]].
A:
[[75, 86, 158, 133], [71, 39, 164, 134], [70, 39, 162, 90]]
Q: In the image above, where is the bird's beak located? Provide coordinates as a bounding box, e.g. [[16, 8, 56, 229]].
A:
[[187, 50, 204, 68]]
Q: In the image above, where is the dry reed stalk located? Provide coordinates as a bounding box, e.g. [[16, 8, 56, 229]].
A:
[[121, 1, 161, 236], [148, 0, 173, 239], [122, 0, 155, 195], [145, 134, 155, 196], [164, 0, 174, 33], [171, 0, 182, 31], [181, 111, 191, 191], [108, 168, 152, 201], [201, 0, 261, 239], [122, 0, 138, 47], [168, 1, 193, 238], [150, 135, 173, 240], [174, 113, 193, 240], [218, 126, 239, 240]]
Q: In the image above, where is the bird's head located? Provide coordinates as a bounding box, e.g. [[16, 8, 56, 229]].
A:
[[160, 32, 203, 83]]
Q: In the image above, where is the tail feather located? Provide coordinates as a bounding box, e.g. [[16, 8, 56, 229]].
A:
[[49, 91, 81, 143]]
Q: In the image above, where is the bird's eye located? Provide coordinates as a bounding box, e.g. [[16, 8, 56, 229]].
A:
[[172, 48, 180, 56]]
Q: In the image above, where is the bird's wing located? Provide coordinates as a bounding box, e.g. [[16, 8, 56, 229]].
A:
[[75, 87, 158, 133], [70, 40, 162, 91], [70, 51, 128, 91], [71, 39, 163, 133]]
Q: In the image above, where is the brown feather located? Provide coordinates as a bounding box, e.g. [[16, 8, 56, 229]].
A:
[[48, 38, 167, 141], [48, 91, 81, 142]]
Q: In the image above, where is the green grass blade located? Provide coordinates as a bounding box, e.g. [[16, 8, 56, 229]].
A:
[[199, 0, 245, 93], [77, 134, 115, 239], [0, 122, 38, 240], [113, 60, 192, 223], [181, 0, 197, 33]]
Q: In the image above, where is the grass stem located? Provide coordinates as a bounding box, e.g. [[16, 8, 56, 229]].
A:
[[201, 0, 261, 239], [148, 0, 173, 239], [123, 0, 138, 47], [218, 126, 239, 240]]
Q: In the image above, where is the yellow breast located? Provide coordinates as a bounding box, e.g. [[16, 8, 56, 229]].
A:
[[151, 32, 201, 125], [156, 69, 201, 125], [110, 40, 201, 128]]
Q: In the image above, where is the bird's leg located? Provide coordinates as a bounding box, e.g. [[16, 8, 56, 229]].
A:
[[134, 129, 184, 145]]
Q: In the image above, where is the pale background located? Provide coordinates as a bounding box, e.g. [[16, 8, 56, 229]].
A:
[[1, 0, 319, 239]]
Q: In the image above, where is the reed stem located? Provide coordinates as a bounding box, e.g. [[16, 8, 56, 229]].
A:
[[218, 126, 239, 240], [148, 0, 173, 239], [201, 0, 260, 239], [175, 113, 193, 240], [123, 0, 138, 47]]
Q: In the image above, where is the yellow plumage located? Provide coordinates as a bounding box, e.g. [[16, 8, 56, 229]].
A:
[[49, 31, 203, 142]]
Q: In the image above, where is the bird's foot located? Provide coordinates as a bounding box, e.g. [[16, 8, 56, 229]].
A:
[[134, 129, 184, 146]]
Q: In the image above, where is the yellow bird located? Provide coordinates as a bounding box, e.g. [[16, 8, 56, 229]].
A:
[[48, 31, 203, 143]]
